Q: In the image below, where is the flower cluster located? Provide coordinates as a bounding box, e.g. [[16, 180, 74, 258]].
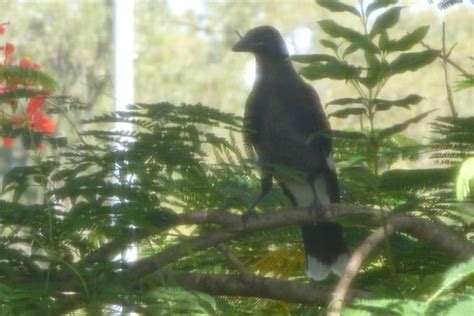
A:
[[1, 21, 55, 148]]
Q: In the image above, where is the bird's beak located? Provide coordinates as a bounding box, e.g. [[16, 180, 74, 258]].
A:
[[232, 36, 251, 52], [232, 30, 252, 52]]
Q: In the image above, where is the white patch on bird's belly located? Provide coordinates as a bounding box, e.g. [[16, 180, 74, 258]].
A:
[[284, 174, 330, 207], [284, 180, 314, 207], [326, 153, 336, 171], [314, 175, 330, 205]]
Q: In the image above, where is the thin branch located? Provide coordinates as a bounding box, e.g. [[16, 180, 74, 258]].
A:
[[441, 22, 458, 117], [328, 215, 474, 315], [421, 40, 474, 80], [328, 226, 395, 316], [215, 244, 252, 280]]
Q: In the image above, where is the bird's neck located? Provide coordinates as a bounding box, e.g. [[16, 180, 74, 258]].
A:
[[255, 56, 296, 80]]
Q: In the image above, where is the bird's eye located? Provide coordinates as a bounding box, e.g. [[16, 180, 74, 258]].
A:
[[254, 41, 265, 47]]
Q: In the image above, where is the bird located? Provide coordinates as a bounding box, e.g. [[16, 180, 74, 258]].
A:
[[232, 25, 349, 281]]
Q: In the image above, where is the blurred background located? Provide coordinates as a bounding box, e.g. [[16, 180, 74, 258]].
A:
[[0, 0, 472, 169]]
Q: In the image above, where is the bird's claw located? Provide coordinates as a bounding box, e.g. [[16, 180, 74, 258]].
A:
[[308, 199, 328, 222]]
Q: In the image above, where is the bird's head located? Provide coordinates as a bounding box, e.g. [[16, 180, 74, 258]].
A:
[[232, 25, 289, 59]]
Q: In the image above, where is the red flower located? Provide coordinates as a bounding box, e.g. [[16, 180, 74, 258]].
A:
[[25, 98, 55, 134], [27, 97, 46, 113], [0, 22, 9, 35], [29, 111, 55, 134], [5, 42, 14, 55], [2, 42, 14, 64], [19, 57, 32, 68], [2, 137, 14, 147], [36, 116, 55, 134]]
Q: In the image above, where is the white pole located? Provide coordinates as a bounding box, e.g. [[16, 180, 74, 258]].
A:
[[113, 0, 137, 264], [114, 0, 135, 112]]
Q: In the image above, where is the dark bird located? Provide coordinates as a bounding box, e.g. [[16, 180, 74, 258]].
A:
[[232, 26, 348, 280]]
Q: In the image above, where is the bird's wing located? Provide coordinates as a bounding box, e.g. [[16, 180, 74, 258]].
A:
[[274, 81, 340, 202]]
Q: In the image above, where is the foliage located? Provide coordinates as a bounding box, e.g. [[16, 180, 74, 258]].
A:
[[0, 0, 473, 314]]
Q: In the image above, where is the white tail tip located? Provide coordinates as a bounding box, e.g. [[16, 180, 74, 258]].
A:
[[306, 253, 350, 281], [306, 255, 331, 281], [331, 253, 350, 277]]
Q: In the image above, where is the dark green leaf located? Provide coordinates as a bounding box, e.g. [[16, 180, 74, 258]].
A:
[[374, 94, 424, 111], [316, 0, 360, 16], [360, 54, 388, 88], [389, 50, 439, 75], [328, 107, 366, 118], [291, 54, 338, 64], [343, 43, 359, 58], [320, 39, 339, 52], [378, 109, 436, 139], [379, 31, 390, 51], [0, 89, 49, 104], [385, 26, 430, 52], [318, 20, 378, 53], [380, 167, 456, 191], [366, 0, 398, 17], [332, 130, 368, 140], [326, 97, 365, 108], [299, 61, 361, 80], [370, 7, 403, 37], [365, 52, 381, 68], [454, 76, 474, 91], [0, 66, 56, 91]]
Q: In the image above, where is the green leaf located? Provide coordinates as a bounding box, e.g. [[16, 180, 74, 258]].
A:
[[429, 257, 474, 302], [328, 107, 366, 118], [326, 97, 365, 108], [379, 31, 390, 51], [360, 54, 389, 88], [442, 296, 474, 316], [379, 167, 456, 191], [374, 94, 424, 111], [0, 65, 56, 91], [291, 54, 338, 63], [370, 7, 403, 37], [389, 50, 440, 76], [343, 43, 360, 58], [366, 0, 398, 17], [332, 130, 368, 140], [318, 20, 378, 54], [365, 52, 380, 68], [385, 26, 430, 52], [300, 61, 361, 80], [0, 89, 49, 104], [456, 158, 474, 201], [316, 0, 360, 16], [320, 39, 339, 52], [454, 76, 474, 91], [353, 298, 428, 316], [378, 110, 436, 139]]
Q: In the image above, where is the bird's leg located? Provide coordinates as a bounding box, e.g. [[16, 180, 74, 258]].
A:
[[243, 174, 273, 224]]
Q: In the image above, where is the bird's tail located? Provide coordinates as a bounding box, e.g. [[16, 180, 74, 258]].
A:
[[301, 222, 349, 281]]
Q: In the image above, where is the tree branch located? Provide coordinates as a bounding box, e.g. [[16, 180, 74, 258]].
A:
[[123, 205, 474, 282], [157, 271, 372, 306], [215, 244, 252, 280]]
